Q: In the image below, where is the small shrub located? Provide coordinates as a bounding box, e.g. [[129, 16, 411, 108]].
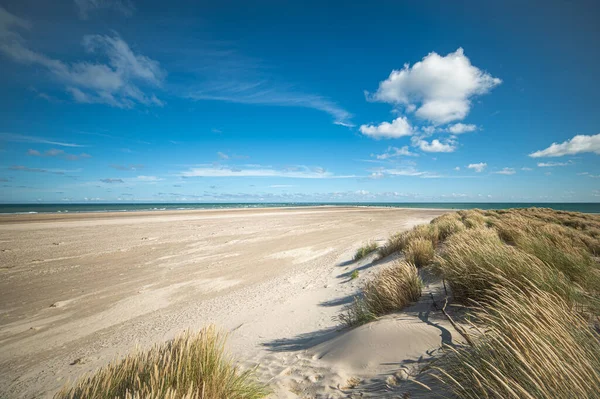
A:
[[354, 241, 378, 261], [55, 326, 269, 399], [404, 237, 435, 267], [338, 262, 422, 327]]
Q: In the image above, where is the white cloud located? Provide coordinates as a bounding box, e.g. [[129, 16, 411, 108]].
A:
[[415, 138, 456, 153], [359, 116, 412, 139], [368, 48, 501, 124], [74, 0, 135, 20], [217, 151, 229, 160], [454, 166, 460, 171], [529, 134, 600, 157], [468, 162, 487, 173], [493, 167, 516, 175], [537, 161, 573, 167], [521, 167, 533, 171], [136, 175, 162, 182], [188, 80, 352, 127], [448, 123, 477, 134], [180, 165, 355, 179], [0, 132, 84, 147], [374, 145, 417, 159], [0, 8, 164, 108]]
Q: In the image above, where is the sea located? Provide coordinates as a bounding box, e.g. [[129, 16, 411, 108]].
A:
[[0, 202, 599, 214]]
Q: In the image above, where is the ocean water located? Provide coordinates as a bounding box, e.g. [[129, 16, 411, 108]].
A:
[[0, 202, 599, 214]]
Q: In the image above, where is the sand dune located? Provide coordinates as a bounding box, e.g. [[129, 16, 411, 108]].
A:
[[0, 206, 459, 398]]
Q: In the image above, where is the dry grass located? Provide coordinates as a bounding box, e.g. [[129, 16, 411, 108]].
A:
[[55, 326, 269, 399], [404, 237, 435, 267], [378, 223, 439, 259], [354, 241, 379, 261], [371, 207, 600, 397], [433, 282, 600, 399], [337, 261, 422, 327]]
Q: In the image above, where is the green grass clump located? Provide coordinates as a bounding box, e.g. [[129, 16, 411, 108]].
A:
[[404, 237, 435, 267], [55, 326, 269, 399], [354, 241, 379, 261], [350, 270, 359, 280], [434, 282, 600, 399], [338, 262, 422, 327]]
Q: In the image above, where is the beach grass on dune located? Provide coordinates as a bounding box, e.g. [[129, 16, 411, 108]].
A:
[[55, 326, 269, 399], [357, 207, 600, 397], [337, 261, 422, 327], [433, 282, 600, 399], [354, 241, 379, 261]]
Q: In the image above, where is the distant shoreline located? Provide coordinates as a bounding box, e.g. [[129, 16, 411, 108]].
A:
[[1, 202, 599, 216]]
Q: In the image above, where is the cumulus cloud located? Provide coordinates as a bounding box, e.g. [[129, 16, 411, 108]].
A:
[[448, 123, 478, 134], [529, 134, 600, 157], [359, 116, 412, 139], [374, 146, 417, 159], [468, 162, 487, 172], [415, 138, 457, 153], [74, 0, 135, 20], [0, 8, 164, 108], [493, 167, 516, 175], [368, 48, 501, 124]]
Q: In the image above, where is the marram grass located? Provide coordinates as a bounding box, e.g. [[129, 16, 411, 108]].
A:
[[338, 261, 422, 327], [55, 326, 269, 399]]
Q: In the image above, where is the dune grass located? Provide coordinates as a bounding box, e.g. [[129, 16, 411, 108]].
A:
[[433, 282, 600, 399], [404, 237, 435, 268], [55, 326, 269, 399], [354, 241, 379, 261], [363, 207, 600, 397], [337, 261, 422, 327]]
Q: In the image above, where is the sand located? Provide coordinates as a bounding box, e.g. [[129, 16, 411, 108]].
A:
[[0, 206, 463, 398]]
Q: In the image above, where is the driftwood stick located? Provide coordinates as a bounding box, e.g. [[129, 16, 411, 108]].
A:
[[430, 293, 474, 347]]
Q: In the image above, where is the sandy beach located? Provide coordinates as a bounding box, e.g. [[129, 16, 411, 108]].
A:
[[0, 206, 456, 398]]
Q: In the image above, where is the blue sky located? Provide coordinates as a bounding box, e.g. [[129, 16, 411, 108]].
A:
[[1, 0, 599, 203]]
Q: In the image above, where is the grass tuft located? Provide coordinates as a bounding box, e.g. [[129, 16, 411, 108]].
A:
[[55, 326, 269, 399], [354, 241, 379, 261], [337, 262, 422, 327], [404, 237, 435, 268]]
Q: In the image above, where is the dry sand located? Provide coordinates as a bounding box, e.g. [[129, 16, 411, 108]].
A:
[[0, 206, 462, 398]]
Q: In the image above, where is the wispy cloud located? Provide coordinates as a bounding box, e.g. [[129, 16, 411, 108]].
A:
[[27, 148, 91, 160], [0, 133, 84, 147], [9, 165, 78, 175], [180, 165, 355, 179], [493, 167, 516, 175], [188, 80, 352, 127], [74, 0, 135, 20], [537, 161, 573, 167], [110, 164, 144, 171], [100, 178, 124, 183], [0, 7, 164, 108], [373, 146, 417, 159]]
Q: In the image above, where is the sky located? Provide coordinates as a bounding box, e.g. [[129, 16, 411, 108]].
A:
[[1, 0, 599, 203]]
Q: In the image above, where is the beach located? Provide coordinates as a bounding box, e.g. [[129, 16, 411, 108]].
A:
[[0, 206, 451, 398]]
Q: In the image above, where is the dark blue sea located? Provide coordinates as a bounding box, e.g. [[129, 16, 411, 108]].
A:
[[0, 202, 599, 214]]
